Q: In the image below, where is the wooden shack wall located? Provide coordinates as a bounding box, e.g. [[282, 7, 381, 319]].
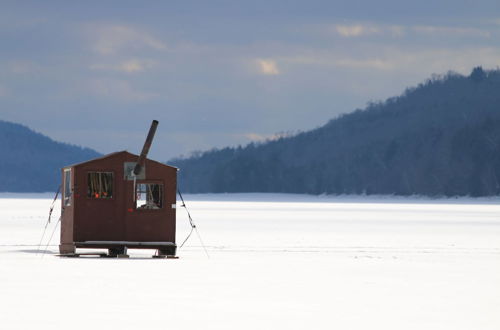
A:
[[65, 152, 176, 245]]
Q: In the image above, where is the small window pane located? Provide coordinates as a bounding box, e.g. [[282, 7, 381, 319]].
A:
[[136, 183, 163, 209], [64, 169, 72, 206], [88, 172, 113, 199]]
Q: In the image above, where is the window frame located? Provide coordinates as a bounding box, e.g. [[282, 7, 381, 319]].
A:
[[86, 171, 115, 200], [135, 181, 164, 211], [63, 168, 72, 206]]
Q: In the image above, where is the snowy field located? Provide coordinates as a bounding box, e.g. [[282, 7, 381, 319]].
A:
[[1, 193, 500, 330]]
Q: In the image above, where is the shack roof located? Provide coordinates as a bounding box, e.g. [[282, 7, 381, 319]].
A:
[[63, 150, 178, 170]]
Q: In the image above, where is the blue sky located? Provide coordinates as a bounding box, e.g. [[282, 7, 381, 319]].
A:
[[1, 1, 499, 160]]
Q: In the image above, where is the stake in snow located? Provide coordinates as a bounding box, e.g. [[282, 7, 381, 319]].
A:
[[58, 120, 179, 258]]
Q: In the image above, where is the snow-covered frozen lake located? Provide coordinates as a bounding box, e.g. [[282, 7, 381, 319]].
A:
[[1, 193, 499, 330]]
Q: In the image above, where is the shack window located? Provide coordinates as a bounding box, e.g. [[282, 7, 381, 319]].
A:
[[63, 168, 72, 206], [88, 172, 114, 199], [136, 183, 163, 209]]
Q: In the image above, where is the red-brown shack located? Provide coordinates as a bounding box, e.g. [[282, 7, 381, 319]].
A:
[[59, 151, 178, 257]]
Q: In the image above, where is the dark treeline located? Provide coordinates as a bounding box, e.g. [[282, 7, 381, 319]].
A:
[[0, 120, 101, 192], [171, 67, 500, 196]]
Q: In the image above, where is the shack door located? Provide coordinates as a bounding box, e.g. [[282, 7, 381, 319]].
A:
[[124, 179, 170, 242]]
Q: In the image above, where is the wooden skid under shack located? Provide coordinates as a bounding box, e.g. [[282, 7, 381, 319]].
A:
[[57, 241, 178, 258]]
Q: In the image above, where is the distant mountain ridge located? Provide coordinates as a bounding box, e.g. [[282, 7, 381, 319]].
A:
[[0, 120, 101, 192], [171, 67, 500, 196]]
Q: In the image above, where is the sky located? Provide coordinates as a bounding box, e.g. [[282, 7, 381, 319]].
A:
[[1, 0, 500, 160]]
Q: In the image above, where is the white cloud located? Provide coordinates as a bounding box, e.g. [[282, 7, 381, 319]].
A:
[[333, 23, 492, 39], [119, 60, 146, 73], [282, 46, 500, 75], [89, 59, 155, 73], [335, 24, 380, 37], [243, 133, 271, 142], [242, 132, 291, 142], [412, 25, 491, 38], [85, 24, 167, 55], [256, 59, 280, 75], [333, 24, 406, 38]]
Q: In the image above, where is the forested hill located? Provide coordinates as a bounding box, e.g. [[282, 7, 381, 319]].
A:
[[171, 67, 500, 196], [0, 120, 101, 192]]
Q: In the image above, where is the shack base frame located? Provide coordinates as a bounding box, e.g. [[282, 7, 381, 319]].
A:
[[59, 241, 177, 258]]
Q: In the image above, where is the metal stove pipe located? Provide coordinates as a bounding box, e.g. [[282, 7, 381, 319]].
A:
[[133, 120, 159, 176]]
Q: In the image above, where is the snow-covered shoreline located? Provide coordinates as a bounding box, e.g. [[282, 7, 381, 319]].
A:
[[1, 191, 500, 204]]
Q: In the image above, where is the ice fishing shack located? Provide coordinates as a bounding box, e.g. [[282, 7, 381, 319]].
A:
[[59, 120, 178, 258]]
